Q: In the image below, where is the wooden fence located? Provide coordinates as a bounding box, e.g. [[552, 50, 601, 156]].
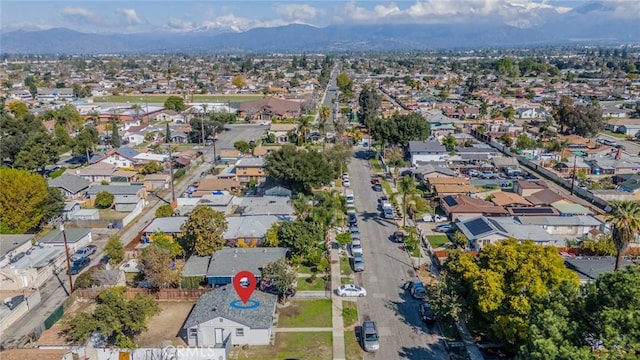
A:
[[74, 288, 211, 301]]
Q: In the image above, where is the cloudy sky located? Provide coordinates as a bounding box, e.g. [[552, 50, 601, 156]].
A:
[[1, 0, 638, 33]]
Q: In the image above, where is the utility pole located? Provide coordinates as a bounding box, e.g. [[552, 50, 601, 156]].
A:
[[59, 224, 74, 293], [570, 152, 578, 196], [212, 107, 217, 165], [168, 143, 176, 206]]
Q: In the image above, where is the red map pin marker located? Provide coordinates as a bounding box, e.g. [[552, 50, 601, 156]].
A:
[[233, 270, 257, 304]]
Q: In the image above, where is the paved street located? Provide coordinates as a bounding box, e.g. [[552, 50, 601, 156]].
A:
[[348, 149, 447, 359], [597, 132, 640, 156]]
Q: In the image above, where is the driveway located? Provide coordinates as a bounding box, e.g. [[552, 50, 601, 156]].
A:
[[347, 149, 447, 359]]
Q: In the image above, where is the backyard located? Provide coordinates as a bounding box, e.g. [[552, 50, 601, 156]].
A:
[[136, 301, 194, 347]]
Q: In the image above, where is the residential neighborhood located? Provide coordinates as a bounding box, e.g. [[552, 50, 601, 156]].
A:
[[1, 41, 639, 360]]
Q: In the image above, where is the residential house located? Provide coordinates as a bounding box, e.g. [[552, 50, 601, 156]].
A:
[[238, 97, 302, 121], [183, 286, 277, 346], [524, 189, 565, 206], [0, 234, 34, 268], [36, 87, 73, 102], [263, 185, 292, 198], [455, 216, 565, 250], [604, 118, 640, 135], [425, 178, 475, 197], [614, 173, 640, 194], [85, 184, 146, 211], [39, 228, 92, 251], [90, 147, 140, 169], [551, 200, 593, 216], [70, 162, 137, 183], [61, 201, 82, 220], [268, 124, 298, 144], [176, 194, 235, 216], [440, 195, 508, 221], [235, 196, 295, 219], [205, 247, 288, 286], [412, 164, 457, 182], [489, 191, 532, 208], [234, 158, 266, 186], [142, 216, 187, 241], [150, 110, 183, 122], [506, 207, 560, 217], [218, 150, 243, 165], [513, 180, 548, 197], [9, 90, 32, 101], [491, 157, 520, 172], [516, 107, 547, 119], [517, 215, 603, 236], [192, 177, 241, 197], [224, 215, 282, 247], [142, 173, 171, 191], [252, 146, 281, 157], [408, 140, 448, 166], [564, 257, 630, 283], [48, 174, 90, 200]]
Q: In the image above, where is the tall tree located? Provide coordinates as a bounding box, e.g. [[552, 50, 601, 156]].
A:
[[110, 119, 121, 148], [14, 132, 59, 172], [41, 187, 65, 223], [180, 205, 228, 256], [163, 95, 185, 111], [265, 145, 335, 193], [140, 243, 182, 287], [104, 235, 125, 266], [398, 175, 417, 227], [0, 168, 48, 233], [319, 104, 331, 150], [605, 201, 640, 270], [358, 86, 381, 126], [553, 96, 604, 137], [261, 258, 297, 303]]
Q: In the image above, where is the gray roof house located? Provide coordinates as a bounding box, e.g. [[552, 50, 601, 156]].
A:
[[143, 216, 188, 238], [455, 216, 566, 250], [183, 286, 278, 346], [48, 174, 91, 199], [408, 140, 448, 166], [564, 256, 631, 283], [224, 215, 282, 247], [206, 247, 288, 286], [38, 228, 92, 251], [236, 196, 295, 218], [86, 184, 145, 197]]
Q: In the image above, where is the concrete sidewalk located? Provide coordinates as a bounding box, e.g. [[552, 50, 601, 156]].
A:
[[329, 234, 346, 360]]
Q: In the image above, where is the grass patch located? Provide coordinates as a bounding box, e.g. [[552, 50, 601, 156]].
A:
[[381, 180, 394, 195], [342, 301, 358, 328], [0, 222, 17, 234], [297, 276, 328, 291], [49, 167, 67, 178], [231, 332, 332, 360], [340, 256, 353, 276], [341, 276, 354, 285], [427, 235, 450, 248], [411, 247, 421, 257], [371, 158, 382, 172], [93, 94, 263, 104], [601, 130, 627, 139], [297, 264, 313, 274], [344, 330, 363, 360], [279, 300, 332, 328]]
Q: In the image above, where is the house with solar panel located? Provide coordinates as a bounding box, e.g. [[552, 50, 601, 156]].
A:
[[440, 195, 508, 221], [455, 216, 567, 250]]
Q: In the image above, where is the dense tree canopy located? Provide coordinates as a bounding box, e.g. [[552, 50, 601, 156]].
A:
[[163, 95, 185, 111], [276, 220, 324, 256], [368, 112, 430, 150], [104, 235, 125, 266], [180, 205, 228, 256], [140, 242, 182, 288], [358, 86, 381, 125], [553, 96, 604, 137], [265, 144, 335, 193], [62, 287, 159, 347], [0, 168, 49, 233]]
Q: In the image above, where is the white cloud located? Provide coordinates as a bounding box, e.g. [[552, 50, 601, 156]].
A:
[[274, 4, 322, 21], [116, 8, 144, 25], [59, 6, 102, 24]]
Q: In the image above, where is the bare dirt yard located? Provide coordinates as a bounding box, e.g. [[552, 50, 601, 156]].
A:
[[136, 301, 195, 347]]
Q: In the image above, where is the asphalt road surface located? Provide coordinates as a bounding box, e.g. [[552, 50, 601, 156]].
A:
[[348, 149, 447, 359], [597, 132, 640, 156]]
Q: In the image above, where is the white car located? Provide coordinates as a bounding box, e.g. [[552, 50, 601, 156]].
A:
[[343, 179, 351, 187], [350, 240, 363, 255], [336, 284, 367, 297]]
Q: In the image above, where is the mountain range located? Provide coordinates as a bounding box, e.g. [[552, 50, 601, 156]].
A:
[[1, 9, 638, 54]]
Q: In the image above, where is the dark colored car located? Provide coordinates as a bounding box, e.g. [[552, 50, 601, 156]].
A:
[[347, 212, 357, 226], [69, 257, 91, 275], [5, 295, 25, 310], [419, 302, 436, 323], [10, 252, 26, 263], [393, 231, 405, 243], [372, 184, 382, 192], [405, 279, 427, 299]]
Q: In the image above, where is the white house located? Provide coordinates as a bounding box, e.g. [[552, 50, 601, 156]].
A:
[[182, 287, 277, 346], [408, 140, 448, 166], [516, 107, 547, 119]]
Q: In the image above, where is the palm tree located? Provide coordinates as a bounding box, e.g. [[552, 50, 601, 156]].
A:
[[298, 116, 312, 144], [319, 104, 331, 150], [398, 175, 417, 227], [606, 201, 640, 270]]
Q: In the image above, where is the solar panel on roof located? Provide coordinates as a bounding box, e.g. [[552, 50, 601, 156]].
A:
[[443, 196, 458, 206], [512, 207, 555, 215], [465, 218, 493, 236]]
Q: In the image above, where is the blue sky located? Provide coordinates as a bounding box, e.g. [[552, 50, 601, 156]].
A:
[[1, 1, 638, 33]]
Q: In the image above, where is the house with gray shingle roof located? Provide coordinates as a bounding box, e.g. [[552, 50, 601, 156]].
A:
[[224, 215, 282, 247], [206, 247, 288, 286], [408, 140, 448, 166], [183, 286, 277, 346], [48, 174, 91, 199]]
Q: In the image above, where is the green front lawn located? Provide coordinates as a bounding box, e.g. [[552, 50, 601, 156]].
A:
[[231, 332, 332, 360], [297, 276, 328, 291], [381, 180, 394, 195], [601, 130, 628, 139], [344, 330, 363, 360], [342, 301, 358, 328], [297, 264, 313, 274], [426, 235, 450, 248], [279, 300, 333, 328], [340, 256, 353, 276], [371, 158, 382, 172]]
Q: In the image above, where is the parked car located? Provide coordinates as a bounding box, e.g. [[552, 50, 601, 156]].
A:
[[383, 208, 394, 219], [347, 212, 358, 226], [336, 284, 367, 297], [422, 214, 447, 223], [9, 252, 25, 263], [4, 295, 26, 310], [119, 259, 142, 273], [350, 228, 361, 240], [352, 253, 365, 272], [434, 224, 454, 233], [69, 257, 91, 275], [378, 195, 388, 205], [343, 179, 351, 187], [405, 279, 427, 299], [372, 183, 382, 192], [350, 240, 363, 255], [362, 320, 380, 352], [392, 231, 405, 243], [419, 302, 436, 323], [371, 178, 381, 185], [71, 245, 97, 261]]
